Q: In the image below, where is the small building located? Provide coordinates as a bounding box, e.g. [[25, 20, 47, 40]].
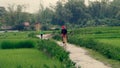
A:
[[24, 22, 30, 30], [34, 22, 41, 32], [24, 22, 30, 27]]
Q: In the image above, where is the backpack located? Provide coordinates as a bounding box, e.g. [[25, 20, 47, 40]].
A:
[[61, 29, 67, 35]]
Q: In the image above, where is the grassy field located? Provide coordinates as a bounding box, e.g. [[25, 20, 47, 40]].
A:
[[0, 31, 39, 49], [98, 39, 120, 47], [0, 31, 29, 39], [0, 48, 63, 68], [0, 31, 66, 68]]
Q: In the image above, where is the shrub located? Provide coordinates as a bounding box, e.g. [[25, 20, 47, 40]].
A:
[[1, 41, 16, 49], [52, 34, 61, 40], [28, 32, 36, 38], [94, 31, 102, 34], [38, 39, 75, 68], [1, 40, 35, 49], [16, 40, 35, 48], [68, 37, 120, 61]]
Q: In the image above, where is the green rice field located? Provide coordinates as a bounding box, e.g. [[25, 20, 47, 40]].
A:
[[98, 39, 120, 47], [0, 31, 64, 68], [0, 49, 63, 68]]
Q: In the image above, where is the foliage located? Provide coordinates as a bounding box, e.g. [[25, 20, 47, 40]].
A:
[[12, 24, 25, 30], [52, 34, 61, 40], [0, 31, 39, 49], [0, 0, 120, 30], [0, 7, 6, 17], [50, 0, 120, 27], [68, 37, 120, 60], [37, 8, 54, 24], [53, 27, 120, 61], [28, 32, 37, 38], [0, 31, 74, 68], [0, 31, 75, 67], [0, 49, 63, 68], [3, 5, 30, 26], [38, 39, 75, 68], [0, 40, 36, 49]]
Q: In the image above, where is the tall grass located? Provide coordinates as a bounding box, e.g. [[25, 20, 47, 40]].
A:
[[0, 31, 39, 49], [0, 49, 63, 68], [0, 31, 38, 39], [0, 40, 37, 49], [98, 39, 120, 47], [0, 31, 73, 68], [68, 37, 120, 60], [38, 39, 75, 68]]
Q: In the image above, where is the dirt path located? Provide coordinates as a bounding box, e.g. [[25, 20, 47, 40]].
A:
[[57, 42, 111, 68], [36, 34, 52, 39], [37, 34, 111, 68]]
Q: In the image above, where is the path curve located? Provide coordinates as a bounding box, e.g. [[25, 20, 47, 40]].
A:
[[37, 34, 111, 68]]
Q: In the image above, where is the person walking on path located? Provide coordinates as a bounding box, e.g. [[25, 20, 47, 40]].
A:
[[61, 25, 67, 48], [40, 31, 44, 39]]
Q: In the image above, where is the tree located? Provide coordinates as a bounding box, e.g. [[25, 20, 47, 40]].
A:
[[0, 7, 6, 27], [4, 5, 31, 27], [38, 8, 54, 24], [115, 11, 120, 20], [50, 1, 71, 25], [0, 7, 6, 17], [65, 0, 87, 24], [112, 0, 120, 6]]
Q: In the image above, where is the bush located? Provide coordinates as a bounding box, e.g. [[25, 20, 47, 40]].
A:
[[94, 31, 102, 34], [1, 40, 35, 49], [68, 37, 120, 61], [38, 39, 75, 68], [28, 32, 37, 38], [52, 34, 61, 40]]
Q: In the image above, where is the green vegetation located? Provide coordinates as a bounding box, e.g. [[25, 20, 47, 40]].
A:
[[68, 27, 120, 60], [87, 48, 120, 68], [0, 31, 37, 39], [0, 31, 38, 49], [0, 0, 120, 67], [0, 49, 63, 68], [0, 31, 75, 68], [68, 37, 120, 60], [38, 40, 75, 68], [0, 0, 120, 30], [53, 26, 120, 68], [98, 39, 120, 47], [0, 40, 35, 49]]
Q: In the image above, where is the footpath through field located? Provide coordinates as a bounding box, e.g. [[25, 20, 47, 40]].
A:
[[37, 34, 111, 68]]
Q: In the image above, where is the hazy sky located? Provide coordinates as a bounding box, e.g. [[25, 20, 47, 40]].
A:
[[0, 0, 59, 13], [0, 0, 113, 13]]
